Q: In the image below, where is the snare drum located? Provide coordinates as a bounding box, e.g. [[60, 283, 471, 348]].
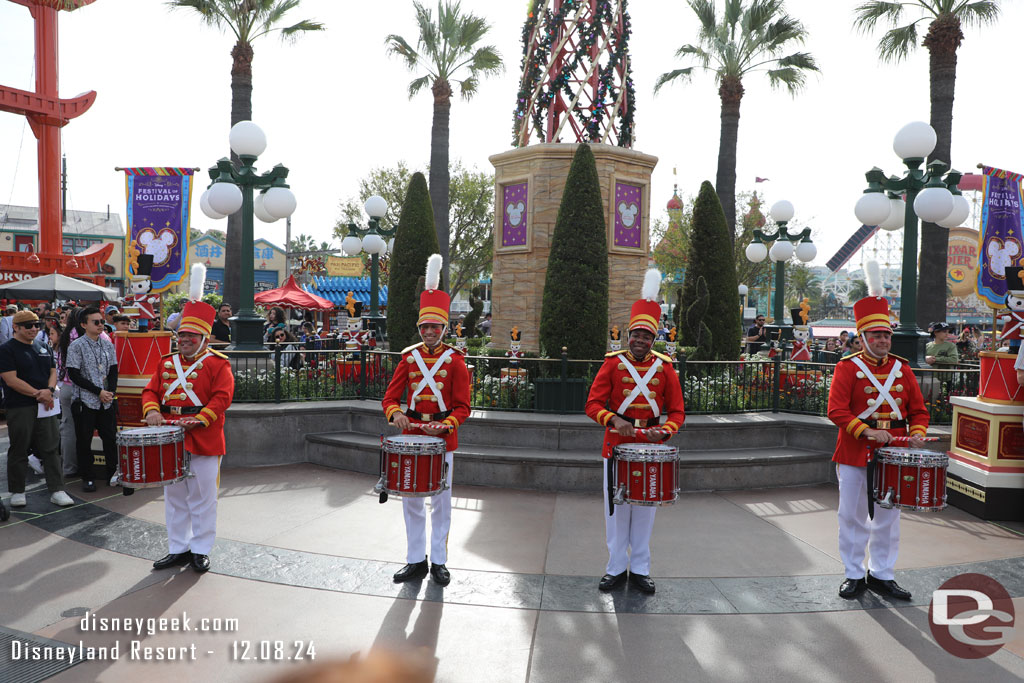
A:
[[611, 443, 679, 506], [116, 425, 189, 489], [873, 447, 948, 511], [375, 435, 448, 498]]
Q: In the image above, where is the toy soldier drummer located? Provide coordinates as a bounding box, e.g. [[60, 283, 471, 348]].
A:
[[381, 255, 471, 586], [999, 267, 1024, 354], [585, 269, 686, 594], [143, 264, 235, 574], [790, 303, 811, 362], [827, 262, 928, 600], [125, 253, 157, 332]]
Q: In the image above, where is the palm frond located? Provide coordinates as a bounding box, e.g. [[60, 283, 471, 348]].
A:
[[408, 75, 432, 98], [166, 0, 223, 27], [385, 34, 422, 70], [688, 0, 719, 36], [760, 17, 808, 52], [458, 75, 479, 100], [957, 1, 1001, 27], [852, 1, 905, 34], [877, 22, 921, 62], [467, 45, 503, 75], [745, 0, 786, 34], [722, 0, 744, 28], [675, 43, 711, 65], [766, 66, 807, 94], [276, 19, 325, 42], [776, 51, 819, 72], [653, 68, 695, 94], [260, 0, 300, 30]]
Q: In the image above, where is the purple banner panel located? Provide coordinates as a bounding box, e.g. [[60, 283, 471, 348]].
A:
[[977, 172, 1024, 307], [502, 182, 529, 247], [614, 182, 642, 249], [126, 173, 192, 293]]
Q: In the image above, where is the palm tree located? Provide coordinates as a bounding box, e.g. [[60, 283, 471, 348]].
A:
[[168, 0, 324, 311], [655, 0, 818, 243], [386, 1, 502, 289], [853, 0, 1001, 329]]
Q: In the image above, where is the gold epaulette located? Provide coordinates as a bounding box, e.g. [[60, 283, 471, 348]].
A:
[[652, 350, 674, 363], [161, 351, 177, 358], [888, 353, 909, 364], [605, 349, 627, 358], [401, 342, 425, 355], [207, 348, 228, 359], [838, 350, 864, 363], [443, 342, 466, 355]]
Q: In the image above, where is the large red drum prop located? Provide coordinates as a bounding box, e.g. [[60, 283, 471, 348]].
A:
[[374, 435, 448, 498], [612, 443, 679, 506], [115, 425, 189, 489], [873, 447, 948, 511], [978, 351, 1024, 404], [114, 331, 173, 426]]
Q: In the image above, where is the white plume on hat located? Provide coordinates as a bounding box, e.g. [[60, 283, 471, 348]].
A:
[[189, 262, 206, 301], [641, 268, 661, 302], [425, 254, 442, 292], [865, 260, 883, 298]]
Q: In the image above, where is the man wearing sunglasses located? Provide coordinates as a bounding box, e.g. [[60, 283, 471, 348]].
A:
[[0, 310, 75, 508]]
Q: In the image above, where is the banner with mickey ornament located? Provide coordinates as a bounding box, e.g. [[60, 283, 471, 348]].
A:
[[122, 167, 195, 293]]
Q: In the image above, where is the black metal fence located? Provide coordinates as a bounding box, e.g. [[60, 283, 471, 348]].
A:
[[227, 346, 979, 425]]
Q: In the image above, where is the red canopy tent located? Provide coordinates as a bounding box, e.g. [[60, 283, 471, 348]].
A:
[[254, 274, 333, 310]]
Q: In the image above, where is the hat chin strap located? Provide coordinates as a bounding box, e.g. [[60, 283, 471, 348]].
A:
[[861, 341, 885, 360]]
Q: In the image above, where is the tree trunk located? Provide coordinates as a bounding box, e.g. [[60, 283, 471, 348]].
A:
[[225, 40, 254, 311], [919, 15, 963, 329], [429, 78, 452, 290], [716, 76, 744, 245]]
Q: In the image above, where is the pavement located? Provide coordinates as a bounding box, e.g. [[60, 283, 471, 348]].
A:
[[2, 427, 1024, 682]]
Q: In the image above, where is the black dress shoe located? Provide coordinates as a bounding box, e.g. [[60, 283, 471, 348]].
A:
[[629, 573, 657, 594], [82, 480, 96, 493], [430, 563, 451, 586], [839, 577, 868, 599], [866, 573, 911, 600], [190, 554, 211, 573], [152, 552, 192, 570], [598, 571, 627, 592], [393, 559, 429, 583]]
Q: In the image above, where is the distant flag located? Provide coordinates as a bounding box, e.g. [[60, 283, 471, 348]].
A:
[[755, 177, 770, 183]]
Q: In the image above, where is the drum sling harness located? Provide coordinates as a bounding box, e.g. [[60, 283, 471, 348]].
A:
[[410, 347, 454, 413], [163, 352, 212, 408], [850, 356, 903, 421], [616, 356, 662, 417]]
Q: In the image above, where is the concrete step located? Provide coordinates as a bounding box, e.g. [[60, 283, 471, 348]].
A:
[[304, 431, 833, 492]]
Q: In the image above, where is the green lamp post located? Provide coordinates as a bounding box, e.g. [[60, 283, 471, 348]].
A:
[[744, 200, 817, 341], [340, 196, 394, 340], [854, 121, 968, 366], [199, 121, 297, 353]]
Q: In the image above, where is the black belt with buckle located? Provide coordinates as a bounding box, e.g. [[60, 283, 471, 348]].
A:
[[161, 404, 203, 415], [406, 409, 452, 422], [864, 418, 907, 430], [614, 414, 662, 429]]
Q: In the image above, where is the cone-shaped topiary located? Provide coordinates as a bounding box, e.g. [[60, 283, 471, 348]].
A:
[[686, 276, 714, 360], [388, 172, 440, 351], [679, 181, 741, 360], [539, 144, 608, 360]]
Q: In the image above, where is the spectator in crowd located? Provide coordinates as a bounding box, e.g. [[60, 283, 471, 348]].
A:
[[27, 320, 65, 476], [103, 305, 119, 334], [957, 326, 978, 360], [838, 330, 849, 348], [56, 308, 85, 476], [112, 315, 131, 332], [744, 314, 768, 355], [0, 310, 74, 508], [479, 312, 492, 336], [0, 303, 18, 346], [66, 306, 119, 492], [926, 322, 959, 368], [272, 329, 304, 370], [264, 306, 286, 342], [211, 302, 232, 348], [843, 335, 862, 356]]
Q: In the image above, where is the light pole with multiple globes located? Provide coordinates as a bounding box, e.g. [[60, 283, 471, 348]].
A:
[[744, 200, 817, 341], [200, 121, 297, 352], [853, 121, 967, 365], [339, 196, 395, 340]]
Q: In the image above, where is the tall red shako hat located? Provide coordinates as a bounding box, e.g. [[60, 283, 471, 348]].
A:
[[179, 263, 217, 336], [418, 254, 450, 326], [628, 269, 662, 335], [853, 260, 892, 336]]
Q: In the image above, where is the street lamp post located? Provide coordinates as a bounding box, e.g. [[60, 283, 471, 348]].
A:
[[200, 121, 297, 352], [854, 121, 968, 365], [744, 200, 817, 341], [738, 283, 748, 321], [340, 196, 394, 340]]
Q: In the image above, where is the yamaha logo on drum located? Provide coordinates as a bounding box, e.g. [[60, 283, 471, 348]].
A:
[[131, 448, 142, 480], [402, 458, 413, 489], [648, 465, 658, 498], [921, 470, 931, 502]]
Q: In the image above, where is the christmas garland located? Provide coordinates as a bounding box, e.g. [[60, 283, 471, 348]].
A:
[[511, 0, 635, 148]]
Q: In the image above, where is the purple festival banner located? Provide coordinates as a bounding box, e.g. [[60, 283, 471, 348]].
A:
[[614, 182, 642, 249], [124, 168, 194, 294], [976, 167, 1024, 308], [502, 182, 529, 247]]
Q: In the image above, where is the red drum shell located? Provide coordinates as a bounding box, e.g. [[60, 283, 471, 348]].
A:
[[382, 435, 447, 497], [113, 331, 173, 378], [613, 444, 679, 506], [978, 351, 1024, 404], [873, 447, 948, 511], [116, 426, 188, 488]]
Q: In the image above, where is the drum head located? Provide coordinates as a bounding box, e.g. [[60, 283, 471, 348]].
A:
[[118, 425, 184, 444], [614, 443, 679, 461], [386, 435, 445, 446], [876, 447, 947, 466]]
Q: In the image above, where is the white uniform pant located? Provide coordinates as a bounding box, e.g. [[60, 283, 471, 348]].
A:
[[603, 460, 656, 576], [837, 463, 900, 580], [165, 454, 221, 555], [402, 451, 453, 565]]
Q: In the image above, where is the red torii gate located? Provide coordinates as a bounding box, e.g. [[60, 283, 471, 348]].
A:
[[0, 0, 112, 283]]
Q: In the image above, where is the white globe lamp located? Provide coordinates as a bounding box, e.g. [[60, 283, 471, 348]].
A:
[[263, 186, 297, 219], [364, 195, 388, 219], [769, 200, 795, 223], [738, 284, 748, 296], [362, 233, 386, 255], [342, 235, 363, 256], [199, 190, 226, 220], [855, 192, 892, 226], [795, 241, 817, 263], [913, 186, 955, 224], [769, 240, 794, 262], [878, 197, 906, 231], [253, 193, 278, 223], [892, 121, 937, 160], [745, 242, 768, 263], [207, 182, 243, 216], [229, 121, 267, 157], [937, 194, 971, 228]]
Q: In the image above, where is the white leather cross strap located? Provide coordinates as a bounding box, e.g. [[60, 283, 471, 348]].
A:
[[164, 352, 211, 407], [616, 355, 663, 416], [410, 347, 454, 413], [1001, 312, 1024, 340], [850, 356, 903, 421]]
